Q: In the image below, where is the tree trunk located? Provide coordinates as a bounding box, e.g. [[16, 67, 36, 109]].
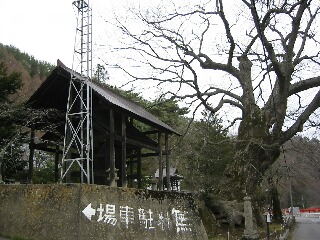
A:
[[218, 56, 281, 198], [218, 111, 281, 201], [269, 185, 283, 224], [217, 138, 281, 227], [221, 144, 279, 197]]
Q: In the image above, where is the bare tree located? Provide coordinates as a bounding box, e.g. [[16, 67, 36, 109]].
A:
[[111, 0, 320, 198]]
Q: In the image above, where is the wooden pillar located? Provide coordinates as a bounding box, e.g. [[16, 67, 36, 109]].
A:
[[129, 154, 134, 188], [158, 132, 163, 190], [55, 144, 59, 183], [121, 114, 127, 187], [129, 117, 134, 188], [64, 125, 72, 183], [109, 108, 116, 187], [137, 149, 142, 189], [165, 133, 171, 191], [28, 125, 35, 183]]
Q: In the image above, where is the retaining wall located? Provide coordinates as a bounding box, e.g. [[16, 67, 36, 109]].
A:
[[0, 184, 208, 240]]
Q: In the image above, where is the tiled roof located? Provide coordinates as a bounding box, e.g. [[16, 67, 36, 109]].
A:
[[28, 61, 179, 135]]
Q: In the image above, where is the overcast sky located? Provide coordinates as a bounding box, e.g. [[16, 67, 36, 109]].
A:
[[0, 0, 148, 87], [0, 0, 77, 65], [0, 0, 131, 67]]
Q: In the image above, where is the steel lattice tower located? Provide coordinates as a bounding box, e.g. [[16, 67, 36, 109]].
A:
[[61, 0, 93, 183]]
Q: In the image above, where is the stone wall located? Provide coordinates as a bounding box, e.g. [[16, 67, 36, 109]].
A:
[[0, 184, 208, 240]]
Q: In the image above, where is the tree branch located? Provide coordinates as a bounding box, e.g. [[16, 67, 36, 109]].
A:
[[217, 0, 235, 67], [282, 89, 320, 143], [289, 76, 320, 96], [246, 0, 285, 81], [294, 6, 320, 65]]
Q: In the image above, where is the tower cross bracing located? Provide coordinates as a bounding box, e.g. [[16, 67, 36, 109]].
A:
[[61, 0, 93, 184]]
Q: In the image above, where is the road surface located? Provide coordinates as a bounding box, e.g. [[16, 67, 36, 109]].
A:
[[292, 214, 320, 240]]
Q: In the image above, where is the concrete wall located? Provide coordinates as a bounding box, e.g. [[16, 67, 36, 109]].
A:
[[0, 184, 208, 240]]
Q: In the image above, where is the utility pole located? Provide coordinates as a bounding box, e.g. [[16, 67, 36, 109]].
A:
[[289, 176, 294, 219], [61, 0, 93, 184]]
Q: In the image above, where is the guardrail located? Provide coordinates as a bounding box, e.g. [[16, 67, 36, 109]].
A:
[[300, 208, 320, 213]]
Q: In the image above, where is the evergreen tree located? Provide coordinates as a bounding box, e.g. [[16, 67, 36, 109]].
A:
[[0, 62, 25, 182], [0, 62, 22, 103], [172, 111, 235, 192], [93, 64, 109, 83]]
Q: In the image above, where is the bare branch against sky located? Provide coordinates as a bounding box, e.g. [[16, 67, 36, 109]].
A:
[[0, 0, 319, 139]]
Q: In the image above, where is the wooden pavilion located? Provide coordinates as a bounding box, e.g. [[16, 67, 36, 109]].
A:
[[26, 61, 179, 190], [155, 167, 184, 191]]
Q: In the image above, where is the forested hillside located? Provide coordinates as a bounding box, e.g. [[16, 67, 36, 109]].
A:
[[0, 44, 54, 101], [264, 137, 320, 208], [0, 44, 55, 183]]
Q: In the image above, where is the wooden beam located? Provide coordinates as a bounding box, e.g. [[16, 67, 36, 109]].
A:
[[55, 144, 59, 183], [115, 135, 158, 152], [94, 118, 158, 151], [91, 114, 159, 151], [126, 152, 166, 158], [137, 149, 142, 189], [28, 125, 35, 183], [129, 154, 134, 188], [127, 174, 138, 179], [64, 122, 72, 183], [109, 108, 116, 187], [165, 133, 171, 191], [33, 143, 63, 154], [158, 132, 163, 191], [121, 114, 127, 187], [127, 160, 138, 164], [143, 130, 159, 135]]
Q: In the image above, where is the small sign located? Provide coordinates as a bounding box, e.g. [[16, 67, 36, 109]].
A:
[[266, 213, 271, 223]]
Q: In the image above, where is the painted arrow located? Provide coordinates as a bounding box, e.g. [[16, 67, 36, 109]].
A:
[[82, 203, 96, 221]]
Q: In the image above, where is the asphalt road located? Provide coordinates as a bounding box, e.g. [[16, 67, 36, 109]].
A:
[[292, 215, 320, 240]]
